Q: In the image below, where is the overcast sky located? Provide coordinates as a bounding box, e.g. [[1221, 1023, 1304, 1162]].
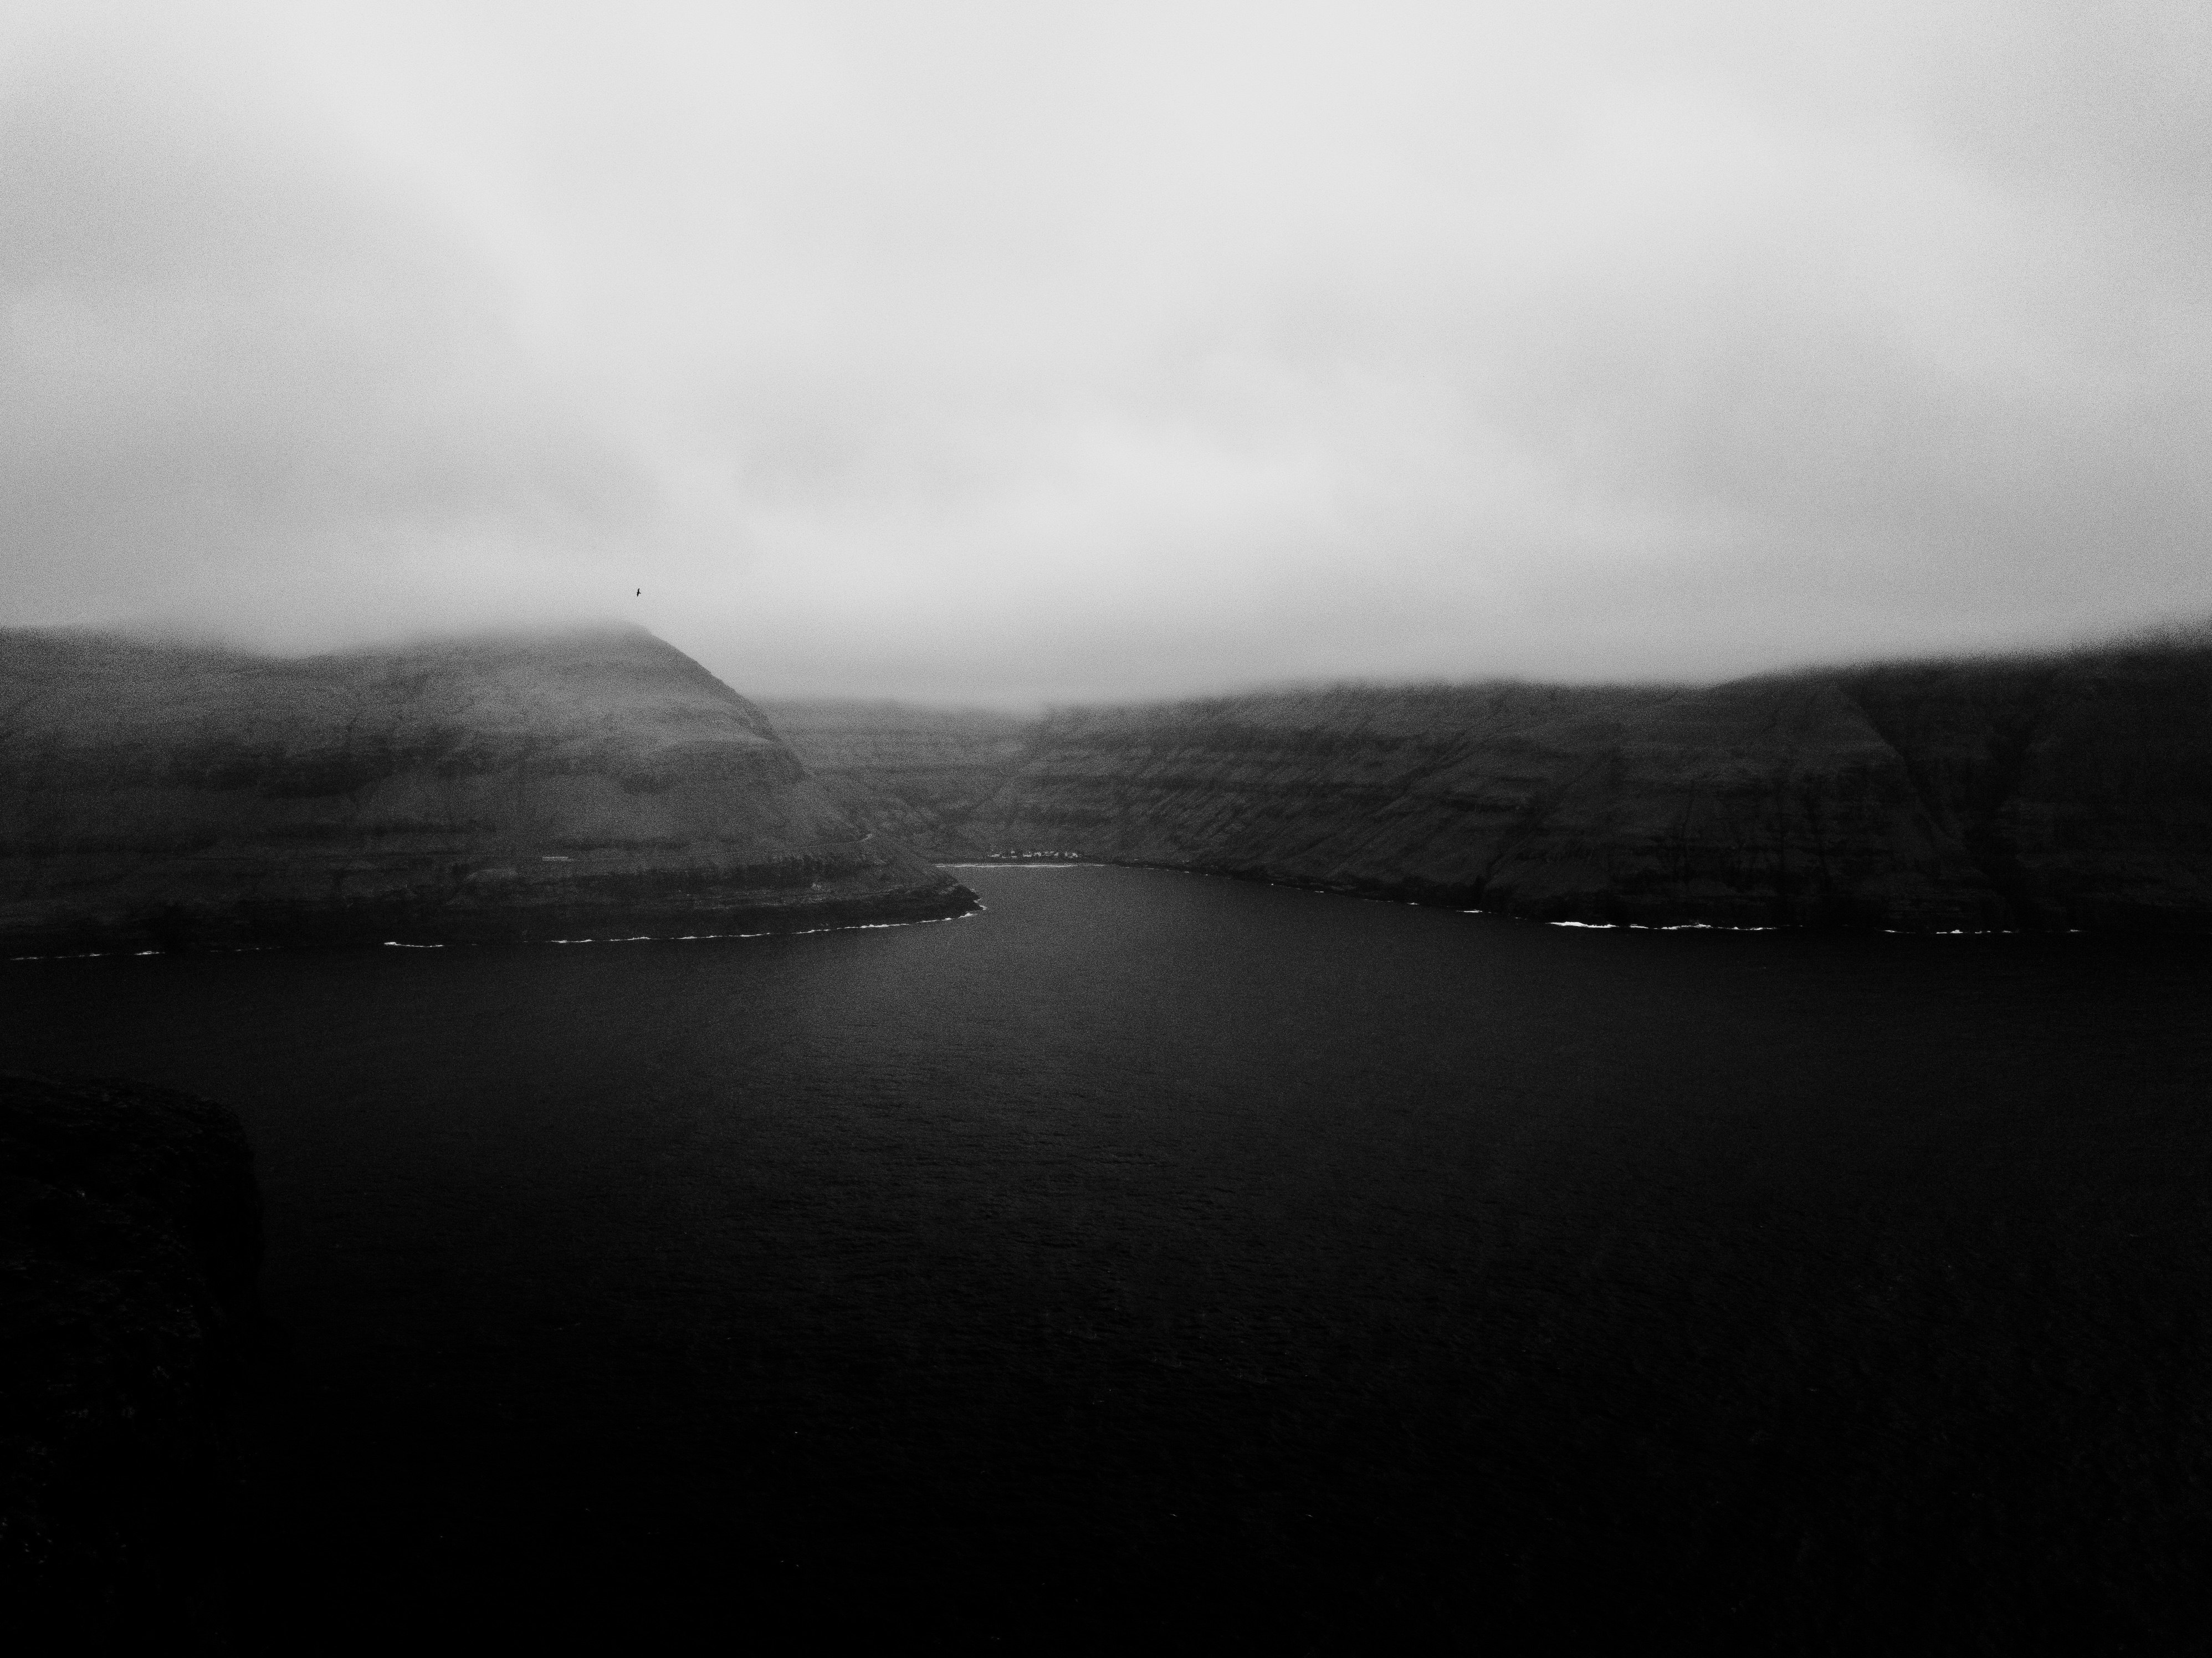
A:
[[4, 1, 2208, 705]]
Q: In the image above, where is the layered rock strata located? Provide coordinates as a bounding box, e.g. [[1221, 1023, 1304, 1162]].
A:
[[756, 699, 1033, 859], [770, 641, 2212, 932], [0, 628, 975, 954], [1, 1075, 266, 1650]]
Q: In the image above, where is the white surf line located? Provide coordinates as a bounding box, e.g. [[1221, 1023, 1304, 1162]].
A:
[[1522, 915, 2062, 937], [1538, 918, 1778, 932], [6, 907, 984, 963], [533, 908, 984, 948], [990, 863, 2046, 935], [937, 861, 1097, 869]]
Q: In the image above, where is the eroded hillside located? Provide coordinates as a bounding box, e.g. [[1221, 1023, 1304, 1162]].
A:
[[0, 628, 974, 953], [755, 699, 1033, 857], [767, 643, 2212, 931]]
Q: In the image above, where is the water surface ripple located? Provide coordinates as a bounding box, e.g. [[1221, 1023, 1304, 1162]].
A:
[[7, 867, 2210, 1650]]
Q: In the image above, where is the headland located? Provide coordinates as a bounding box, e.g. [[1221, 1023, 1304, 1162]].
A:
[[0, 627, 975, 956]]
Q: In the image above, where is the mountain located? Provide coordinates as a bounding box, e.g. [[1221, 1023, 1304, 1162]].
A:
[[755, 699, 1033, 859], [764, 639, 2212, 932], [0, 628, 974, 955]]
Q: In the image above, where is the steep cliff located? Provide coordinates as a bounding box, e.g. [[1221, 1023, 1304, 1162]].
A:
[[768, 641, 2212, 932], [756, 699, 1033, 857], [0, 628, 974, 954], [1, 1075, 265, 1651]]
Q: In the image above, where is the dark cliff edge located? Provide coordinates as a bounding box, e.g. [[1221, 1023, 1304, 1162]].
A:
[[765, 638, 2212, 932], [1, 1075, 266, 1652], [0, 627, 975, 955]]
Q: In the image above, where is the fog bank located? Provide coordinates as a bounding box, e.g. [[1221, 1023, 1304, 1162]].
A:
[[6, 1, 2209, 704]]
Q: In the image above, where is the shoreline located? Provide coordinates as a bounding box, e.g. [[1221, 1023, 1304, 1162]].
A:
[[1, 878, 981, 961], [944, 855, 2208, 938]]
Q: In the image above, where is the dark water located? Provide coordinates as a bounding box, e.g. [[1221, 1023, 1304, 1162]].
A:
[[9, 867, 2212, 1651]]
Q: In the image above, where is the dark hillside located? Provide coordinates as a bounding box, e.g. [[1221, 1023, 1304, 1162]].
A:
[[755, 699, 1031, 858], [0, 628, 973, 954], [769, 642, 2212, 931]]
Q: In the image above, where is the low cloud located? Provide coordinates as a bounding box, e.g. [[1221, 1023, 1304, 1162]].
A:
[[4, 0, 2209, 704]]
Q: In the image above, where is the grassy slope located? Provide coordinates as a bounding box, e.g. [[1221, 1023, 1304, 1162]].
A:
[[0, 628, 972, 951]]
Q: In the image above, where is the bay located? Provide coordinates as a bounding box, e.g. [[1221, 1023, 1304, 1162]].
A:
[[7, 866, 2210, 1650]]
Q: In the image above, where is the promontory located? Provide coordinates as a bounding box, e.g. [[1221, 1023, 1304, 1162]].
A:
[[0, 627, 975, 956]]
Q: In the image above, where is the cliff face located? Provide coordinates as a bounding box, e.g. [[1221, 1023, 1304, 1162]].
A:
[[1839, 649, 2212, 929], [1, 1075, 265, 1650], [769, 643, 2212, 932], [0, 627, 974, 954], [756, 700, 1033, 858]]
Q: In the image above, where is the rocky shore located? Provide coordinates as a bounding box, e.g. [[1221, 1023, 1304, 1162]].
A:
[[0, 628, 976, 956], [1, 1075, 267, 1652], [765, 637, 2212, 932]]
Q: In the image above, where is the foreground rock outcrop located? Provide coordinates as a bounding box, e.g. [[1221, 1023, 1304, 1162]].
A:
[[1, 1075, 265, 1651], [0, 628, 974, 955], [767, 638, 2212, 932]]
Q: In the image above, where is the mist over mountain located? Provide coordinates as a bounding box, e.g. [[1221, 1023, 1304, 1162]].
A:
[[0, 626, 970, 955], [7, 2, 2212, 702], [766, 634, 2212, 931], [5, 615, 2202, 953]]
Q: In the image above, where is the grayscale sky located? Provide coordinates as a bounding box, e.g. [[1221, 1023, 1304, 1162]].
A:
[[4, 1, 2208, 705]]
